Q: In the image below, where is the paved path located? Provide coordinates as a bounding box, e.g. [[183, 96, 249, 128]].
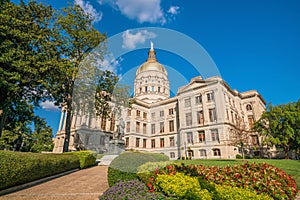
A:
[[0, 166, 109, 200]]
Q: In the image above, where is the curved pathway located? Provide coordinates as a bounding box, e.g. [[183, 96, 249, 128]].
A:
[[0, 166, 109, 200]]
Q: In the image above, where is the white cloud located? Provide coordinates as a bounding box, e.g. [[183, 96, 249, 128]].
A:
[[122, 30, 157, 50], [40, 101, 60, 112], [97, 55, 123, 73], [168, 6, 180, 15], [75, 0, 103, 23], [99, 0, 166, 24]]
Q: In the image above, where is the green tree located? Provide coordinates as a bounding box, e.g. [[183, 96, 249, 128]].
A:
[[0, 0, 61, 137], [53, 4, 106, 152], [29, 116, 53, 152], [254, 100, 300, 159]]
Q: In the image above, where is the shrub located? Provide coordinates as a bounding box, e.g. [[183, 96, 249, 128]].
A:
[[0, 150, 79, 190], [149, 162, 298, 200], [65, 150, 97, 169], [214, 184, 272, 200], [108, 151, 169, 186], [137, 161, 172, 183], [236, 154, 243, 159], [155, 173, 212, 200], [99, 180, 173, 200]]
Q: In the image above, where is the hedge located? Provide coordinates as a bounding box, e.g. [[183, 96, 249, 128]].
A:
[[108, 151, 169, 186], [65, 150, 97, 169], [0, 150, 79, 190]]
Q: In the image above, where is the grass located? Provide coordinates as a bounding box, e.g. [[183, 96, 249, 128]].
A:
[[175, 159, 300, 189]]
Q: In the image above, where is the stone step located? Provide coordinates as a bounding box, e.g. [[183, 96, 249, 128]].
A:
[[98, 155, 119, 166]]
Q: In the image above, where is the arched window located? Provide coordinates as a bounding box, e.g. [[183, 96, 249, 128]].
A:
[[246, 104, 252, 111], [170, 152, 175, 158], [213, 149, 221, 156]]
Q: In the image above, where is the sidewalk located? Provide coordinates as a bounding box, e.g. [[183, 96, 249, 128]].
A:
[[0, 166, 109, 200]]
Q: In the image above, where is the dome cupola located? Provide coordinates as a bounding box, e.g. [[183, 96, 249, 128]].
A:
[[134, 42, 170, 103]]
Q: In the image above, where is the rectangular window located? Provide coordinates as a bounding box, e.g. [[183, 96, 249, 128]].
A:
[[126, 122, 130, 133], [151, 124, 155, 134], [136, 122, 140, 133], [231, 111, 234, 123], [151, 112, 155, 119], [101, 117, 106, 130], [127, 110, 131, 116], [186, 112, 192, 126], [151, 86, 154, 92], [143, 112, 147, 119], [136, 110, 140, 117], [169, 120, 174, 132], [187, 132, 193, 144], [184, 97, 191, 107], [248, 115, 254, 129], [197, 110, 204, 124], [226, 109, 229, 120], [158, 87, 161, 93], [143, 123, 147, 134], [136, 138, 140, 147], [198, 131, 205, 143], [169, 108, 174, 115], [145, 86, 148, 92], [170, 137, 175, 147], [207, 92, 214, 102], [195, 95, 202, 104], [170, 152, 175, 158], [211, 129, 219, 142], [160, 122, 164, 133], [160, 138, 165, 148], [125, 137, 129, 147], [143, 139, 147, 148], [110, 115, 115, 131], [199, 149, 206, 157], [209, 108, 217, 122], [160, 110, 164, 117], [151, 139, 155, 148]]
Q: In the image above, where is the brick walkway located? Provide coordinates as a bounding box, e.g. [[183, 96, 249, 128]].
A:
[[0, 166, 109, 200]]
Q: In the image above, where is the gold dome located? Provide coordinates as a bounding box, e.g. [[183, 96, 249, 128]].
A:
[[136, 43, 167, 75]]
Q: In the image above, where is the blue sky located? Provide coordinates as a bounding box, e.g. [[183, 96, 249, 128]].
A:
[[15, 0, 300, 135]]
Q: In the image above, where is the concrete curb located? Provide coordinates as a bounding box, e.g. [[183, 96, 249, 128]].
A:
[[0, 169, 79, 196]]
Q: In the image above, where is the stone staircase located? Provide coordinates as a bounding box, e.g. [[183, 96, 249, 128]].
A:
[[97, 155, 119, 166]]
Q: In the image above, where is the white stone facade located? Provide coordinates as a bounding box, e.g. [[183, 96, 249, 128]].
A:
[[53, 46, 266, 159]]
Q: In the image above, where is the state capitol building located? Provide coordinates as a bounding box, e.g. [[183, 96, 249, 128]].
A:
[[53, 44, 266, 159]]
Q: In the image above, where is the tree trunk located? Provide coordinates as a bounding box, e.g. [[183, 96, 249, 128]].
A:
[[0, 109, 7, 138], [63, 92, 73, 152]]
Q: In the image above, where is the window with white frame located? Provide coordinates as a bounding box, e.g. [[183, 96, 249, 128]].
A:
[[207, 92, 214, 102], [209, 108, 217, 122], [186, 112, 192, 126], [199, 149, 207, 157], [170, 152, 175, 158], [198, 130, 205, 143], [197, 110, 204, 124], [187, 132, 193, 144], [195, 95, 202, 104], [211, 129, 219, 142], [184, 97, 191, 107], [213, 149, 221, 156]]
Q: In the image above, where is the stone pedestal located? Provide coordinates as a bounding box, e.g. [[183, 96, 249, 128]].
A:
[[106, 139, 125, 155]]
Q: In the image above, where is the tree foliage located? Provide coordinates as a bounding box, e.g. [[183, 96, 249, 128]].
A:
[[0, 1, 107, 152], [0, 0, 61, 137], [254, 100, 300, 159], [52, 4, 106, 152]]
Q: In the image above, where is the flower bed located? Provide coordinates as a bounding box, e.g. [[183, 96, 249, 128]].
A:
[[146, 162, 298, 200]]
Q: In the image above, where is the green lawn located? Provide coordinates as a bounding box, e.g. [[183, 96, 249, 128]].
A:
[[175, 159, 300, 189]]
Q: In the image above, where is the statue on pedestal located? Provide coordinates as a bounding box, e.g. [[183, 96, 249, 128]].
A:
[[114, 119, 125, 140]]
